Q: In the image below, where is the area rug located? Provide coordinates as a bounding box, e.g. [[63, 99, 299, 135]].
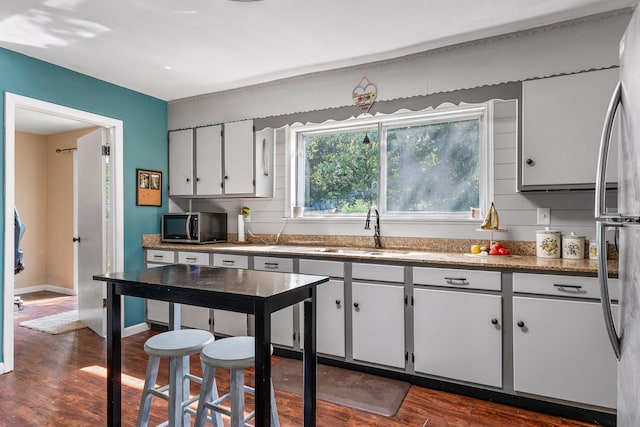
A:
[[19, 311, 86, 335], [269, 358, 410, 417]]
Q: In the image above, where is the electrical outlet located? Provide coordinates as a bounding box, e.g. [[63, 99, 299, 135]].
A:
[[537, 208, 551, 225]]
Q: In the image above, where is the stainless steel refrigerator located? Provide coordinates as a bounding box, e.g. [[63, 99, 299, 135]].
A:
[[596, 5, 640, 427]]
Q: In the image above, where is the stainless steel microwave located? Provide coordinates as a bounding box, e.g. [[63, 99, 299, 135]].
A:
[[161, 212, 227, 244]]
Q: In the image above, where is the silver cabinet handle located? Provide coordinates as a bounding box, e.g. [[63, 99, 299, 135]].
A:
[[553, 283, 585, 293], [597, 220, 621, 360], [595, 81, 621, 220], [222, 260, 236, 265], [444, 277, 468, 285], [263, 262, 279, 269], [185, 257, 197, 261]]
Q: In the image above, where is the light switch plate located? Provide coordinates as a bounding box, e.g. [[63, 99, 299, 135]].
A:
[[537, 208, 551, 225]]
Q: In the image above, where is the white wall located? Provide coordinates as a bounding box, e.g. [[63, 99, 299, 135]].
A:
[[168, 10, 631, 243]]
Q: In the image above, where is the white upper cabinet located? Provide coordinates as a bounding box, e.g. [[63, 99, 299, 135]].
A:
[[168, 129, 194, 196], [169, 125, 223, 197], [195, 125, 223, 196], [224, 120, 255, 194], [520, 68, 619, 190], [169, 120, 274, 198]]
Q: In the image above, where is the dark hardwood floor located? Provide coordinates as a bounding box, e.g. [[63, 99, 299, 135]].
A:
[[1, 291, 599, 426]]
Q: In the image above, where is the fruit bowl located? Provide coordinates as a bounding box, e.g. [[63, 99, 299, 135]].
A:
[[469, 242, 511, 257]]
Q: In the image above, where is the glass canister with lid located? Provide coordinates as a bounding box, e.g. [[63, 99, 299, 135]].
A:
[[536, 227, 561, 258], [562, 232, 585, 259]]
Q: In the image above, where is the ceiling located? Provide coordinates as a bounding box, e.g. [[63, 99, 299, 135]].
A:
[[3, 0, 638, 134]]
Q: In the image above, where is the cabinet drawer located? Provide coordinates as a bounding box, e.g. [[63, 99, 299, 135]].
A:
[[414, 267, 501, 291], [352, 263, 404, 283], [178, 251, 210, 266], [513, 273, 619, 300], [213, 253, 249, 269], [146, 249, 175, 264], [254, 256, 293, 272], [299, 259, 344, 278]]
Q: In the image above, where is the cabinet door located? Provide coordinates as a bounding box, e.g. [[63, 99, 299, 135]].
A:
[[195, 125, 223, 196], [513, 297, 617, 408], [169, 129, 194, 196], [224, 120, 254, 194], [146, 262, 170, 324], [145, 253, 175, 325], [254, 127, 275, 198], [352, 282, 405, 368], [299, 279, 345, 357], [177, 251, 211, 330], [253, 256, 294, 347], [413, 289, 502, 387], [212, 253, 249, 336], [521, 68, 618, 189]]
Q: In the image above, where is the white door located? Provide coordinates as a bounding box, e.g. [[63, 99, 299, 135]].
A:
[[77, 128, 110, 337]]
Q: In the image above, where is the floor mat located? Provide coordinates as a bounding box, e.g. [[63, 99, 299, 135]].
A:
[[19, 310, 86, 334], [270, 358, 410, 417]]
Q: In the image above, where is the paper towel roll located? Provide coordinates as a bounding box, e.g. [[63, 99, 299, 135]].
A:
[[238, 214, 245, 242]]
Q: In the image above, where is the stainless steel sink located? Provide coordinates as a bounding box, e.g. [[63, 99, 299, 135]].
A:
[[314, 248, 370, 255], [312, 248, 409, 256]]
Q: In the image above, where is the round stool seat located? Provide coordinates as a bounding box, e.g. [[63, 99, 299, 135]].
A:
[[144, 329, 214, 358], [201, 336, 273, 369]]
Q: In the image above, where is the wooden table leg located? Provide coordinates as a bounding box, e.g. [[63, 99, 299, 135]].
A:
[[107, 282, 122, 427], [303, 292, 317, 427], [254, 307, 272, 427]]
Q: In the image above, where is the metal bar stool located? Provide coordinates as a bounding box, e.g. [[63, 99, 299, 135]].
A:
[[137, 329, 219, 427], [194, 336, 280, 427]]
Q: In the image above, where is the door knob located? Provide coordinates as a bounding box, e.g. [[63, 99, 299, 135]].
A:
[[72, 237, 81, 242]]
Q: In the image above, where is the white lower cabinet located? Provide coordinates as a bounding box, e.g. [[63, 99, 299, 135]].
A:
[[212, 253, 249, 336], [512, 296, 618, 408], [298, 279, 346, 357], [413, 288, 502, 387], [145, 251, 174, 325], [253, 256, 294, 347], [176, 251, 211, 330], [145, 250, 212, 330], [298, 259, 345, 357], [352, 281, 405, 368]]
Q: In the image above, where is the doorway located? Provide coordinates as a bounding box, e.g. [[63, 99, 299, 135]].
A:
[[3, 93, 124, 373]]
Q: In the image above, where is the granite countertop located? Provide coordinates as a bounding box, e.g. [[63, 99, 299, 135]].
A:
[[143, 236, 618, 276]]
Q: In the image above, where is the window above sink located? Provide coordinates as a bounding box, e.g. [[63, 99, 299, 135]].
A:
[[288, 102, 495, 222]]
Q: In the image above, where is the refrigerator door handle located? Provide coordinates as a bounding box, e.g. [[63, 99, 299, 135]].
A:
[[595, 81, 622, 220], [597, 220, 621, 360]]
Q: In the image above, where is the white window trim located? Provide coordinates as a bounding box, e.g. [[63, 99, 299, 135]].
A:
[[285, 102, 495, 222]]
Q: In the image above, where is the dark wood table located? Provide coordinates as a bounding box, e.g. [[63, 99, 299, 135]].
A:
[[94, 264, 328, 427]]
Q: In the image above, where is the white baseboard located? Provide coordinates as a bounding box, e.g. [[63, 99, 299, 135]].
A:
[[0, 362, 5, 374], [123, 322, 149, 338], [14, 285, 76, 296]]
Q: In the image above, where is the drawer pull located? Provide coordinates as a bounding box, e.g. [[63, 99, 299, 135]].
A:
[[185, 257, 197, 261], [517, 321, 525, 328], [444, 276, 469, 285], [335, 299, 341, 307], [264, 262, 279, 269], [553, 283, 585, 293], [491, 318, 499, 325], [153, 255, 163, 259], [222, 260, 236, 265]]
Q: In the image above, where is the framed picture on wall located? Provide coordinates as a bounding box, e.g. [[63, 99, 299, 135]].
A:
[[136, 169, 162, 206]]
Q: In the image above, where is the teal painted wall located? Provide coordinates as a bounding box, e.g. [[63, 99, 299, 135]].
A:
[[1, 48, 168, 362]]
